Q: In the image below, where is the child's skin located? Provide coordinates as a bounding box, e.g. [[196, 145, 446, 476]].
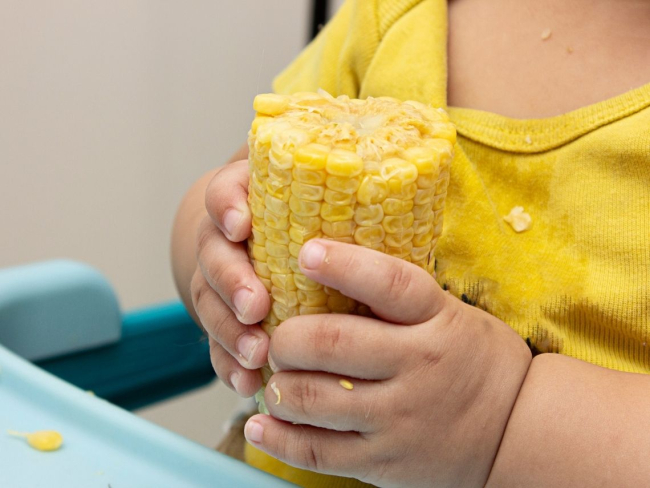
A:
[[172, 0, 650, 485]]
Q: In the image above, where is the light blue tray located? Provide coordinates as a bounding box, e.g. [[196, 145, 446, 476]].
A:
[[0, 344, 294, 488]]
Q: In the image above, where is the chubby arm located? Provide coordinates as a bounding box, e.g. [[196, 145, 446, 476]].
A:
[[487, 353, 650, 487], [170, 142, 248, 322]]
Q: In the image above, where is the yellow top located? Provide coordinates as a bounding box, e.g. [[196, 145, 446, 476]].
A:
[[246, 0, 650, 486]]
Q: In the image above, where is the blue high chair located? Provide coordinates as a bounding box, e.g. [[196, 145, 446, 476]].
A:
[[0, 260, 293, 487]]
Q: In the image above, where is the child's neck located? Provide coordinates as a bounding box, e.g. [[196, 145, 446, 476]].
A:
[[447, 0, 650, 118]]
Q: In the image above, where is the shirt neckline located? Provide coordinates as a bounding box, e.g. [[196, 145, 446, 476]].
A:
[[447, 82, 650, 154]]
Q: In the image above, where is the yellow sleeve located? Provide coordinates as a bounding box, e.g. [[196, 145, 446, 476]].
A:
[[272, 0, 379, 98]]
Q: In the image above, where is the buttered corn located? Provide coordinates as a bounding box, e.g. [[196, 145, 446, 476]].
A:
[[248, 91, 455, 413]]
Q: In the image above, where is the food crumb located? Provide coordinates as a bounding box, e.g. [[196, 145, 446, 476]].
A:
[[541, 28, 552, 40], [270, 382, 281, 404], [504, 206, 532, 233], [7, 430, 63, 452], [339, 379, 354, 390], [524, 135, 532, 145], [566, 46, 574, 54]]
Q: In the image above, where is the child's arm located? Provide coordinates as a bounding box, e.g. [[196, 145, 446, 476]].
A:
[[487, 353, 650, 487]]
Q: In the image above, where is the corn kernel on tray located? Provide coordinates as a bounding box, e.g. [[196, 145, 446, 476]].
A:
[[247, 91, 455, 411]]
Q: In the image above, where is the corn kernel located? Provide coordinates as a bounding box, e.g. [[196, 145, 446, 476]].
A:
[[266, 179, 292, 202], [380, 158, 418, 186], [290, 213, 322, 232], [382, 213, 415, 234], [298, 289, 329, 306], [251, 115, 273, 135], [384, 228, 414, 247], [432, 194, 446, 211], [299, 305, 331, 315], [272, 286, 299, 307], [252, 214, 266, 232], [322, 220, 356, 238], [267, 256, 290, 274], [382, 198, 414, 216], [269, 149, 293, 170], [289, 241, 302, 258], [291, 181, 325, 201], [389, 181, 418, 200], [324, 189, 356, 206], [259, 277, 272, 292], [265, 227, 290, 245], [294, 273, 323, 291], [354, 225, 385, 245], [268, 164, 292, 186], [326, 149, 364, 177], [271, 273, 296, 291], [293, 167, 327, 185], [412, 204, 432, 220], [294, 143, 330, 170], [354, 204, 384, 226], [330, 236, 355, 244], [252, 244, 267, 262], [272, 301, 299, 321], [254, 260, 271, 279], [402, 146, 439, 175], [265, 194, 290, 217], [416, 173, 437, 189], [326, 175, 361, 194], [289, 227, 322, 244], [327, 295, 356, 313], [289, 257, 302, 274], [254, 93, 290, 116], [413, 227, 435, 247], [357, 174, 389, 205], [264, 210, 290, 230], [266, 240, 290, 258], [411, 243, 431, 262], [321, 203, 354, 222], [289, 196, 321, 217]]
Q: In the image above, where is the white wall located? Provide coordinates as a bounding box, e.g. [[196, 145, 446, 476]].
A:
[[0, 0, 310, 310], [1, 0, 312, 449]]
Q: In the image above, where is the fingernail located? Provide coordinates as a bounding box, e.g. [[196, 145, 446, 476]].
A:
[[223, 209, 242, 237], [245, 420, 264, 444], [268, 354, 279, 373], [233, 287, 253, 319], [229, 371, 241, 393], [237, 334, 261, 364], [300, 241, 326, 270]]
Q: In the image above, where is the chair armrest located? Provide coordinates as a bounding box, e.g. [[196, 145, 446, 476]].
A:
[[37, 301, 215, 410]]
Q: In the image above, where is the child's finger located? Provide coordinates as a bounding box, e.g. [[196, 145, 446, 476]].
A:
[[191, 268, 269, 370], [205, 159, 251, 242], [270, 313, 403, 380], [209, 337, 262, 397], [244, 414, 371, 480], [195, 216, 270, 325], [264, 371, 380, 433], [298, 239, 445, 324]]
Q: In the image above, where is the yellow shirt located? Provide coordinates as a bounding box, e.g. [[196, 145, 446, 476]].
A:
[[246, 0, 650, 485]]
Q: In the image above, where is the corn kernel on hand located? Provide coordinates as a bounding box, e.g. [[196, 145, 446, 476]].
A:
[[243, 240, 532, 488], [191, 160, 273, 398]]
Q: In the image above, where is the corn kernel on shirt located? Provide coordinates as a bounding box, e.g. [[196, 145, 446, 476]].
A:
[[247, 0, 650, 486]]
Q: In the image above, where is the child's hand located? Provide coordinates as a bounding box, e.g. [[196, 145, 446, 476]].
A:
[[191, 159, 270, 397], [245, 239, 532, 488]]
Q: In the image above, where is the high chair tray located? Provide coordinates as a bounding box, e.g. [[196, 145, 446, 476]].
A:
[[0, 344, 294, 488]]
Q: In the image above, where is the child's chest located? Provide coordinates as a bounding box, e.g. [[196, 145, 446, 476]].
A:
[[446, 0, 650, 118]]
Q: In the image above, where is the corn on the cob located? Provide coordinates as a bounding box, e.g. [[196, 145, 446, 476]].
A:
[[247, 91, 455, 413]]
